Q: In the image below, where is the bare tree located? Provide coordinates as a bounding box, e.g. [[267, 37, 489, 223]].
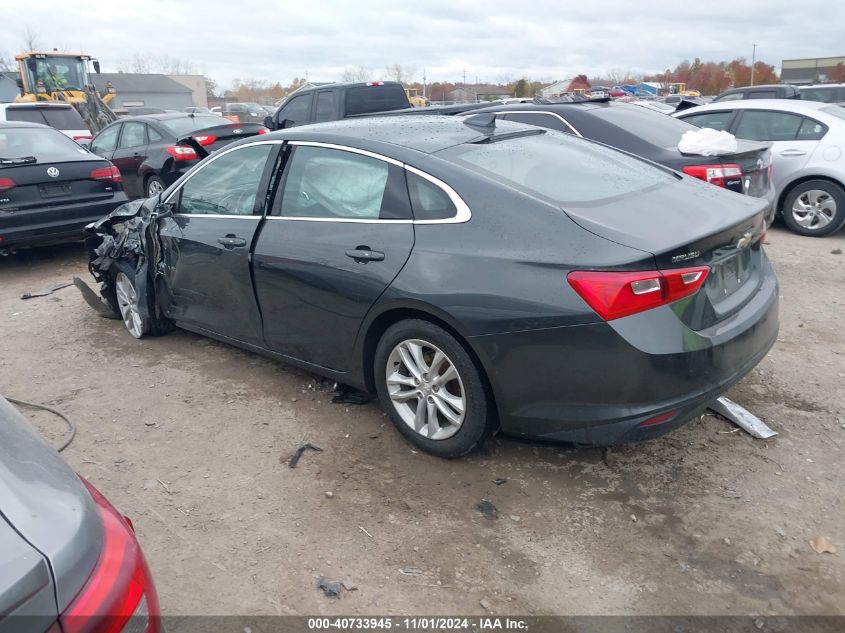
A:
[[21, 26, 40, 51], [384, 63, 417, 84], [0, 51, 14, 72], [340, 65, 372, 82], [116, 53, 198, 75]]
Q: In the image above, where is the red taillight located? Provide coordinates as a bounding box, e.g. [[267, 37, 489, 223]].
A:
[[257, 127, 268, 134], [639, 410, 677, 427], [165, 145, 198, 161], [366, 81, 384, 86], [61, 478, 160, 633], [74, 135, 94, 141], [567, 266, 710, 321], [682, 164, 742, 189], [193, 134, 216, 146], [0, 177, 15, 191], [89, 165, 122, 183]]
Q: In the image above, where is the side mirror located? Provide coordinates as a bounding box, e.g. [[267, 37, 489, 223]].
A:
[[263, 115, 274, 130], [93, 60, 101, 74], [154, 199, 175, 216], [279, 118, 292, 129]]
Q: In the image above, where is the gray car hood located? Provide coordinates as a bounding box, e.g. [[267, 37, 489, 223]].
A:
[[0, 396, 102, 612]]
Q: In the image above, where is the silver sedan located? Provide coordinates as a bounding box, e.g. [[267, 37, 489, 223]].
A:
[[674, 99, 845, 236]]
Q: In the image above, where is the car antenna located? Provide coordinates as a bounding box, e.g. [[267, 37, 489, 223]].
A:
[[463, 112, 496, 132]]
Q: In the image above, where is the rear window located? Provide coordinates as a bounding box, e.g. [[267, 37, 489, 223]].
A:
[[822, 105, 845, 120], [438, 131, 674, 205], [5, 106, 85, 130], [0, 126, 91, 161], [588, 104, 700, 147], [158, 116, 226, 137], [345, 85, 409, 116], [801, 87, 842, 103]]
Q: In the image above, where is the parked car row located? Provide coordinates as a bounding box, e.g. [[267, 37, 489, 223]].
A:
[[713, 83, 845, 104]]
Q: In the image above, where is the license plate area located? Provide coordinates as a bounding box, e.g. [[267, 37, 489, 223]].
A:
[[709, 248, 752, 300], [39, 183, 72, 198]]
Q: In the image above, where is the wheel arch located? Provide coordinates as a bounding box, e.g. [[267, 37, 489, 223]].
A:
[[357, 303, 501, 424]]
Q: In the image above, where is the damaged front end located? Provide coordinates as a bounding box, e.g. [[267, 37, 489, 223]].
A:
[[80, 197, 172, 329]]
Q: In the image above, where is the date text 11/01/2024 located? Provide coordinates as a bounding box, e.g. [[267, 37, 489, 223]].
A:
[[307, 617, 529, 630]]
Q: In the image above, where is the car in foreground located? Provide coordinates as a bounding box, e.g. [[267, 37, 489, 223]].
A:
[[466, 100, 776, 223], [84, 115, 778, 458], [0, 396, 160, 632], [88, 113, 268, 198], [0, 102, 92, 143], [674, 99, 845, 236], [0, 121, 128, 253]]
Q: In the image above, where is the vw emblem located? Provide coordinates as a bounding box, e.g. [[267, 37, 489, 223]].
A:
[[736, 231, 753, 250], [233, 128, 243, 134], [47, 167, 60, 178]]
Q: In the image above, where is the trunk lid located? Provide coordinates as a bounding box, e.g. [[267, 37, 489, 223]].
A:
[[671, 139, 773, 197], [179, 122, 267, 154], [0, 397, 103, 612], [0, 517, 57, 629], [563, 178, 768, 330]]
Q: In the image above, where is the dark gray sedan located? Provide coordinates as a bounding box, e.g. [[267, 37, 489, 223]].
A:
[[0, 396, 160, 632], [85, 115, 779, 458]]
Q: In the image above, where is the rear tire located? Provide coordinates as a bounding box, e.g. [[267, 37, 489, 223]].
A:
[[375, 319, 495, 458], [145, 175, 166, 199], [781, 180, 845, 237]]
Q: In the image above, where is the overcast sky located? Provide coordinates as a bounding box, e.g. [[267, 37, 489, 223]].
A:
[[4, 0, 843, 88]]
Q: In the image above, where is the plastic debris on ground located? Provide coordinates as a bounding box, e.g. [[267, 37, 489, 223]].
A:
[[476, 499, 498, 520], [288, 443, 322, 469], [21, 281, 73, 300]]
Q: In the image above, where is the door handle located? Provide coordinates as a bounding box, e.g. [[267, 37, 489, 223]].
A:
[[345, 248, 385, 262], [218, 235, 247, 248], [779, 149, 807, 157]]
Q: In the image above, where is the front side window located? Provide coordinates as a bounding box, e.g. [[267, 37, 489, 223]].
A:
[[680, 111, 734, 131], [438, 131, 674, 205], [91, 124, 120, 155], [277, 94, 311, 125], [734, 110, 804, 141], [173, 144, 274, 215], [280, 145, 410, 220], [119, 122, 146, 148]]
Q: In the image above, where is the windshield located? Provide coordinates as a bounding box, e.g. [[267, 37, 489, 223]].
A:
[[24, 56, 89, 92], [0, 126, 92, 161], [158, 116, 230, 136], [437, 131, 674, 205]]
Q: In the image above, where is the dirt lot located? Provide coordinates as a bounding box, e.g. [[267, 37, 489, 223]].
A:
[[1, 226, 843, 617]]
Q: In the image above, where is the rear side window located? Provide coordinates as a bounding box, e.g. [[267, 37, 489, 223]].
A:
[[407, 172, 457, 220], [748, 91, 778, 99], [796, 118, 828, 140], [438, 131, 674, 205], [680, 111, 734, 131], [314, 91, 336, 122], [715, 92, 744, 102], [280, 145, 411, 220], [148, 126, 163, 142], [345, 85, 409, 115], [734, 111, 804, 141], [119, 122, 146, 148], [0, 127, 90, 161], [91, 124, 120, 154]]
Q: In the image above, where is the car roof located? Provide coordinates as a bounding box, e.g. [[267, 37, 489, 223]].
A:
[[0, 102, 74, 110], [676, 99, 834, 115], [263, 114, 525, 156]]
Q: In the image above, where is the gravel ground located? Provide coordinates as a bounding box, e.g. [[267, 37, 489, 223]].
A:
[[1, 225, 843, 617]]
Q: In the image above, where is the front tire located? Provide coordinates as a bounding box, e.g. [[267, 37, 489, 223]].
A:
[[114, 269, 149, 339], [375, 319, 495, 458], [781, 180, 845, 237]]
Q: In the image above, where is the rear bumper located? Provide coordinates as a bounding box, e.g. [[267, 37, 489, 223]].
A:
[[0, 195, 129, 248], [470, 257, 779, 446]]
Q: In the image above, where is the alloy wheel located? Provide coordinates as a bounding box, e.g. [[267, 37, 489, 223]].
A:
[[385, 338, 466, 440], [791, 189, 837, 230], [147, 179, 164, 197], [114, 272, 146, 338]]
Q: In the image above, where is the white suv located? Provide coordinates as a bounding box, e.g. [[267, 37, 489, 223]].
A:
[[0, 102, 92, 142]]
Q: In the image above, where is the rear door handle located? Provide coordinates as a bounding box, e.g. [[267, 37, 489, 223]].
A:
[[218, 235, 247, 248], [345, 248, 385, 262], [779, 149, 807, 157]]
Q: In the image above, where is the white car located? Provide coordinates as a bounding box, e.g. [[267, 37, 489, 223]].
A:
[[675, 99, 845, 236], [0, 102, 92, 143]]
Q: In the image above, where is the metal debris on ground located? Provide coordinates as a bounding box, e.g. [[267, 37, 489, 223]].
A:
[[331, 384, 371, 405], [399, 565, 423, 576], [21, 281, 73, 300], [708, 396, 778, 439], [317, 577, 343, 598], [288, 443, 323, 469], [493, 477, 508, 485], [476, 499, 498, 520]]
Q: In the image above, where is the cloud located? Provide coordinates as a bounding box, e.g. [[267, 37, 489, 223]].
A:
[[4, 0, 842, 88]]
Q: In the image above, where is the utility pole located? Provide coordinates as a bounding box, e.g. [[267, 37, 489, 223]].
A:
[[422, 68, 426, 99], [463, 69, 466, 86], [750, 43, 757, 86]]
